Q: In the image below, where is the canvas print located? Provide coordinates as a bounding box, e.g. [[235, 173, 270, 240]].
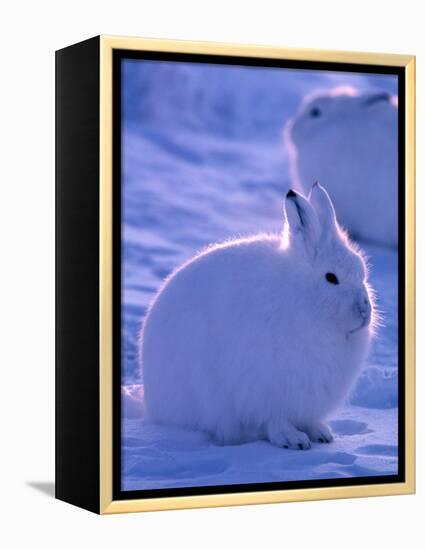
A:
[[119, 56, 400, 493]]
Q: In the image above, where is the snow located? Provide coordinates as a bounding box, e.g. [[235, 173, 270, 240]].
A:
[[123, 395, 397, 490], [121, 59, 399, 491]]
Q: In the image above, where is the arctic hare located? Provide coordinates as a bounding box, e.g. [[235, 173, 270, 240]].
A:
[[286, 89, 398, 248], [141, 184, 374, 449]]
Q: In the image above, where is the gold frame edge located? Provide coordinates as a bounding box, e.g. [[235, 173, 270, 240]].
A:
[[99, 36, 416, 515]]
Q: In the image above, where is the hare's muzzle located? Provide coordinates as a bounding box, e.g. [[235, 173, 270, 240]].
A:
[[351, 291, 372, 334]]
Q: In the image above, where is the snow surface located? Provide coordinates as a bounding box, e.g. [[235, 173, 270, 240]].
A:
[[121, 60, 398, 490]]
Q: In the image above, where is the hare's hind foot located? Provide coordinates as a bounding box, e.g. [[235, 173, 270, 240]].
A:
[[303, 422, 334, 443], [268, 423, 311, 450]]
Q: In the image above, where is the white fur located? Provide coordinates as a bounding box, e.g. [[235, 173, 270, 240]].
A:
[[140, 184, 374, 449], [286, 89, 398, 248]]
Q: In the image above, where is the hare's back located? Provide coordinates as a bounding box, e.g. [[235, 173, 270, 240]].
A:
[[142, 235, 285, 354], [155, 235, 282, 311]]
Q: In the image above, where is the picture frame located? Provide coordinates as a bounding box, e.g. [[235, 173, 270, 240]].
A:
[[55, 35, 415, 514]]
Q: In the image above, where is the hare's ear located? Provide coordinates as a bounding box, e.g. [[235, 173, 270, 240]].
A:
[[284, 189, 320, 257], [309, 182, 337, 235]]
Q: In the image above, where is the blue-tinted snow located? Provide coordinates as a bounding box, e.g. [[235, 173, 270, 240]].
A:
[[121, 60, 398, 490]]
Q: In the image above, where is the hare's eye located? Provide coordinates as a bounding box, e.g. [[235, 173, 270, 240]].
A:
[[326, 272, 339, 285], [310, 107, 321, 118]]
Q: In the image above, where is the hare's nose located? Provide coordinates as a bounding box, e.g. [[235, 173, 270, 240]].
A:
[[357, 295, 371, 320]]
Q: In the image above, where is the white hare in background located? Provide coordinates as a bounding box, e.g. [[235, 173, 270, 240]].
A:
[[286, 89, 398, 248], [140, 184, 375, 450]]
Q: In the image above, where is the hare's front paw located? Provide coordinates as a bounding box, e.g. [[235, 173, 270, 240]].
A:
[[268, 424, 311, 450], [304, 423, 334, 443]]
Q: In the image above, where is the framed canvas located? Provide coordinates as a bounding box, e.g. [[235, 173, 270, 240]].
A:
[[55, 35, 415, 514]]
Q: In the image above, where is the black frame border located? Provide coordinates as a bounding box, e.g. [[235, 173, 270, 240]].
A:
[[112, 49, 406, 502]]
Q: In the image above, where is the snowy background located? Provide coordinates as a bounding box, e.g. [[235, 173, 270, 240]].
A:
[[121, 59, 399, 491]]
